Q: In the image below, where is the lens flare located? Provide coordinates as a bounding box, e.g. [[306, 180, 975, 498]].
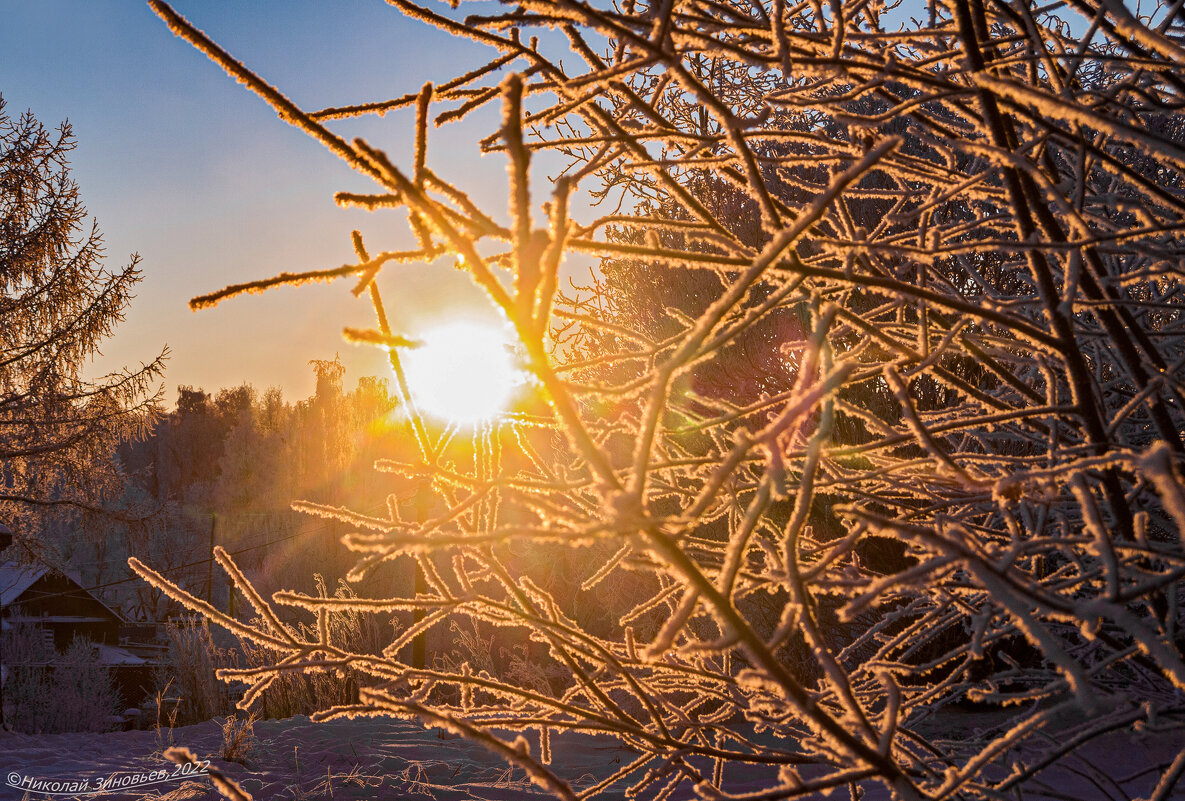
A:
[[401, 320, 523, 424]]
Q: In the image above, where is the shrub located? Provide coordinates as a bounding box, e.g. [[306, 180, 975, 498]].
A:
[[2, 627, 121, 734], [133, 2, 1185, 799]]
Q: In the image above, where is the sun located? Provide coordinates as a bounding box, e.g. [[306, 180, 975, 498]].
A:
[[400, 320, 524, 425]]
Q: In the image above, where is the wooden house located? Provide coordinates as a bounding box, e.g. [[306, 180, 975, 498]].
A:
[[1, 555, 156, 723], [0, 560, 124, 649]]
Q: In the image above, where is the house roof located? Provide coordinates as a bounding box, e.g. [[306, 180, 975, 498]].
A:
[[0, 561, 124, 623], [0, 561, 49, 607]]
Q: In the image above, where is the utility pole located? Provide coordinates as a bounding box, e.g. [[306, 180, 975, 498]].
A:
[[206, 513, 216, 606]]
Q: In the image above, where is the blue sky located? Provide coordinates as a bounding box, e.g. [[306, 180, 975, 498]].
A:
[[1, 1, 513, 401], [0, 1, 1117, 402]]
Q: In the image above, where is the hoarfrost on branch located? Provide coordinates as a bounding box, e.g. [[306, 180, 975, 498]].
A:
[[135, 1, 1185, 798]]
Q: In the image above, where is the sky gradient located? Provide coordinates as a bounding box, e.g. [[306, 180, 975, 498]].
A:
[[1, 1, 516, 402], [3, 0, 1096, 404]]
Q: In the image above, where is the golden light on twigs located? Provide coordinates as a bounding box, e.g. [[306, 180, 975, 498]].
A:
[[400, 320, 524, 425], [141, 0, 1185, 798]]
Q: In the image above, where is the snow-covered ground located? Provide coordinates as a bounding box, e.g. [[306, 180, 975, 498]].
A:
[[0, 709, 1177, 800], [0, 715, 640, 801]]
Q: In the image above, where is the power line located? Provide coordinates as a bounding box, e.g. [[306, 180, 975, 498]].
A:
[[5, 509, 307, 573], [3, 517, 349, 609]]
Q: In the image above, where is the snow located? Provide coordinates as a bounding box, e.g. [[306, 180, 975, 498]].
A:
[[94, 645, 146, 667], [0, 709, 1178, 801], [0, 715, 634, 800]]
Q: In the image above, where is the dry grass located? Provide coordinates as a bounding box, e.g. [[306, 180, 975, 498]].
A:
[[153, 678, 181, 755], [164, 616, 238, 724], [218, 711, 258, 766]]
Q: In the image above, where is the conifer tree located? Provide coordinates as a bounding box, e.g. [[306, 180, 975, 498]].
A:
[[0, 97, 164, 535]]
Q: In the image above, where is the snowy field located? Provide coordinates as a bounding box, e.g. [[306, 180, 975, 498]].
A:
[[0, 709, 1178, 801], [0, 715, 639, 801]]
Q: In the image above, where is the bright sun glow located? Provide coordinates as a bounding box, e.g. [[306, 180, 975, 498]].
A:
[[401, 320, 523, 425]]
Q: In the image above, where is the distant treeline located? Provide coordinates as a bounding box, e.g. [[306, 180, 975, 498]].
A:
[[63, 358, 412, 620]]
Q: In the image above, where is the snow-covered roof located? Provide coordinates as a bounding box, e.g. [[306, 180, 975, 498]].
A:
[[0, 561, 49, 606], [0, 560, 124, 623], [96, 644, 146, 665]]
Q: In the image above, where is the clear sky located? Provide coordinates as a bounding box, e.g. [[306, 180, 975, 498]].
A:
[[0, 1, 517, 402], [1, 1, 1109, 406]]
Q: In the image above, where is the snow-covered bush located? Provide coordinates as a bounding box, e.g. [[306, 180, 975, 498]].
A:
[[133, 1, 1185, 798], [164, 615, 239, 724], [2, 629, 122, 734], [233, 575, 383, 719]]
